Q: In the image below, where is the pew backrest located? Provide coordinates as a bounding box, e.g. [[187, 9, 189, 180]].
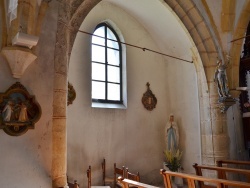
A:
[[192, 163, 250, 187], [117, 176, 159, 188], [160, 169, 250, 188], [193, 163, 250, 180], [216, 160, 250, 168]]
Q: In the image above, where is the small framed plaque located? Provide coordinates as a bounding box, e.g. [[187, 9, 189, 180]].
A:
[[142, 82, 157, 111]]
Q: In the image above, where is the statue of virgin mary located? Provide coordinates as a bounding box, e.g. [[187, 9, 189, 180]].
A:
[[165, 114, 179, 151]]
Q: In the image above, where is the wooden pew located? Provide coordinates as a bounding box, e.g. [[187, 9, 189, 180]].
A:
[[114, 164, 126, 188], [117, 177, 159, 188], [124, 168, 141, 188], [216, 159, 250, 184], [160, 169, 250, 188], [68, 180, 79, 188], [102, 158, 113, 186], [216, 159, 250, 168], [126, 170, 140, 182], [192, 163, 250, 187], [67, 176, 79, 188]]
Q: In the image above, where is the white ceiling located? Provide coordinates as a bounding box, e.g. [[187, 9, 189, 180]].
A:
[[104, 0, 194, 63]]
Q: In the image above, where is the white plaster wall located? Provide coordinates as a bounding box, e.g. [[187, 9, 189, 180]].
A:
[[0, 1, 58, 187], [67, 1, 200, 187], [165, 59, 201, 173]]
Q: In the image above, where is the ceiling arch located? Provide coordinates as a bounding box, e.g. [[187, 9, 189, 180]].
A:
[[68, 0, 220, 156], [69, 0, 218, 82]]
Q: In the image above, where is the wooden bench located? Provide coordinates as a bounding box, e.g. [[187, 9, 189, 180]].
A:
[[160, 169, 250, 188], [67, 176, 79, 188], [101, 159, 141, 187], [114, 164, 126, 188], [125, 169, 140, 182], [216, 160, 250, 168], [192, 163, 250, 187], [117, 177, 159, 188], [68, 180, 79, 188], [102, 158, 113, 186]]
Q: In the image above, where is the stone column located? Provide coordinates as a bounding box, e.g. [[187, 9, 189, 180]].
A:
[[0, 0, 7, 48], [192, 50, 229, 167], [205, 96, 229, 165], [51, 0, 70, 187], [201, 61, 229, 166], [50, 0, 101, 187]]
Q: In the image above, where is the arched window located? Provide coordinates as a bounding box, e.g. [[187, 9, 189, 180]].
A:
[[91, 23, 123, 105]]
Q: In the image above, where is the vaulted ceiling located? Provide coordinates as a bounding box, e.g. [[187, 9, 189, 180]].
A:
[[105, 0, 194, 63]]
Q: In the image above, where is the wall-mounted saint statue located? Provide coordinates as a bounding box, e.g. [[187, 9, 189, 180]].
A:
[[214, 57, 231, 98]]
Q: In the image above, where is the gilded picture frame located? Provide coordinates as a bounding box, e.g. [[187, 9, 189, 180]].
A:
[[0, 82, 41, 136], [142, 82, 157, 111], [67, 82, 76, 106]]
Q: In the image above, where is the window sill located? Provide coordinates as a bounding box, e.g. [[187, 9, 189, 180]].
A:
[[91, 102, 127, 109]]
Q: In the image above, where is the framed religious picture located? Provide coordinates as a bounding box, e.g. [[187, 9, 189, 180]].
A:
[[142, 82, 157, 111], [67, 82, 76, 106], [0, 82, 41, 136]]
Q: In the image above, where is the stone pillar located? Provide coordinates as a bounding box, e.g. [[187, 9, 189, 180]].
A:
[[51, 0, 70, 187], [192, 50, 229, 167], [201, 64, 230, 166], [0, 0, 7, 48], [208, 97, 229, 164], [51, 0, 101, 187], [35, 1, 50, 36], [7, 0, 31, 44]]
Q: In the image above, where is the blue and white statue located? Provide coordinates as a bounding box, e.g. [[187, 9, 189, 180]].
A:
[[165, 114, 179, 151]]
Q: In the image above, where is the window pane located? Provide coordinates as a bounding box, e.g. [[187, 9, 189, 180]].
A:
[[107, 28, 116, 40], [92, 63, 105, 81], [91, 23, 123, 103], [108, 66, 120, 83], [107, 40, 119, 49], [107, 28, 119, 49], [92, 81, 105, 99], [92, 45, 105, 63], [107, 48, 119, 66], [108, 83, 120, 100], [92, 27, 105, 45]]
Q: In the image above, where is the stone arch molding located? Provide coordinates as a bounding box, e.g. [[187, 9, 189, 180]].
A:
[[69, 0, 219, 162], [163, 0, 221, 165], [67, 0, 220, 163], [52, 0, 225, 187]]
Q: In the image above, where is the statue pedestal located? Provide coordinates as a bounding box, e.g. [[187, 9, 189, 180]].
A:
[[217, 96, 236, 113], [1, 46, 37, 78]]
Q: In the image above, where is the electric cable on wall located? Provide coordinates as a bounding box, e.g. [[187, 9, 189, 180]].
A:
[[57, 21, 193, 64]]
